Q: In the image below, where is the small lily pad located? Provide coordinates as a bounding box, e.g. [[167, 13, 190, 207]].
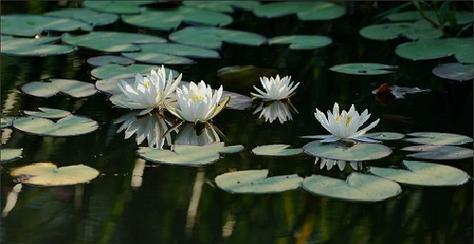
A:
[[87, 55, 135, 67], [386, 10, 473, 25], [91, 64, 177, 80], [303, 141, 392, 161], [253, 1, 345, 21], [330, 63, 397, 75], [83, 0, 155, 14], [137, 43, 220, 58], [183, 1, 260, 13], [369, 160, 470, 186], [13, 114, 98, 137], [122, 52, 195, 65], [359, 21, 442, 41], [1, 14, 91, 37], [1, 117, 15, 128], [268, 35, 332, 50], [24, 108, 72, 119], [402, 145, 473, 160], [432, 63, 474, 81], [395, 38, 474, 64], [215, 169, 303, 194], [45, 8, 118, 26], [252, 144, 303, 156], [10, 162, 99, 186], [365, 132, 405, 141], [1, 36, 76, 56], [1, 148, 23, 163], [404, 132, 473, 146], [302, 173, 401, 202], [221, 91, 252, 110], [21, 79, 97, 98]]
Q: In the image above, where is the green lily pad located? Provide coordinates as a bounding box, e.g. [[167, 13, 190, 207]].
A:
[[252, 144, 303, 156], [122, 7, 233, 31], [87, 55, 135, 67], [83, 0, 155, 14], [359, 21, 442, 41], [1, 148, 23, 163], [183, 1, 260, 13], [402, 145, 473, 160], [432, 63, 474, 81], [369, 160, 470, 186], [24, 108, 71, 119], [90, 64, 177, 80], [1, 36, 76, 56], [302, 173, 402, 202], [137, 43, 220, 58], [303, 141, 392, 161], [1, 14, 91, 37], [46, 8, 118, 26], [215, 170, 303, 194], [330, 63, 397, 75], [253, 1, 345, 21], [122, 52, 195, 65], [138, 142, 243, 166], [1, 117, 15, 128], [21, 79, 97, 98], [395, 38, 474, 63], [10, 162, 99, 186], [13, 114, 98, 137], [365, 132, 405, 141], [386, 10, 473, 25], [169, 26, 266, 49], [404, 132, 473, 146], [268, 35, 332, 50], [62, 31, 166, 53]]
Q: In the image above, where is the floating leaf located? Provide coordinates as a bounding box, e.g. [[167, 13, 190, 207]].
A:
[[0, 149, 23, 163], [268, 35, 332, 50], [10, 162, 99, 186], [169, 26, 266, 49], [303, 141, 392, 161], [359, 21, 442, 41], [330, 63, 397, 75], [302, 173, 401, 202], [46, 8, 118, 26], [395, 38, 474, 63], [404, 132, 473, 146], [215, 170, 302, 194], [369, 160, 470, 186], [138, 142, 243, 166], [183, 1, 260, 13], [83, 0, 155, 14], [253, 1, 345, 21], [24, 107, 71, 119], [137, 43, 220, 58], [432, 63, 474, 81], [62, 31, 166, 53], [252, 144, 302, 156], [1, 117, 14, 128], [122, 7, 233, 31], [386, 11, 473, 25], [402, 145, 473, 160], [21, 79, 97, 98], [221, 91, 252, 110], [372, 83, 430, 99], [217, 65, 278, 90], [87, 55, 135, 67], [13, 115, 98, 137], [365, 132, 405, 141], [1, 14, 91, 37], [91, 64, 177, 80], [1, 36, 76, 56], [122, 52, 195, 65]]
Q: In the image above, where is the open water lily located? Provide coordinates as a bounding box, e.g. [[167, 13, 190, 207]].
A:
[[117, 65, 182, 114], [308, 102, 380, 142], [251, 75, 300, 101], [253, 100, 297, 124], [171, 81, 228, 123]]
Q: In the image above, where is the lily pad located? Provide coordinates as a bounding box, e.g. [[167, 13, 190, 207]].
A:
[[83, 0, 155, 14], [395, 38, 474, 63], [1, 36, 76, 56], [253, 1, 345, 21], [330, 63, 397, 75], [369, 160, 470, 186], [359, 21, 442, 41], [1, 149, 23, 163], [90, 64, 177, 80], [169, 26, 266, 49], [13, 114, 98, 137], [138, 142, 243, 166], [1, 14, 91, 37], [303, 141, 392, 161], [1, 117, 15, 128], [46, 8, 118, 26], [386, 10, 473, 25], [21, 79, 97, 98], [62, 31, 166, 53], [183, 1, 260, 13], [122, 7, 233, 31], [24, 108, 72, 119], [432, 63, 474, 81], [402, 145, 473, 160], [137, 43, 220, 58], [215, 170, 303, 194], [302, 173, 401, 202], [122, 52, 195, 65], [268, 35, 332, 50], [252, 144, 303, 156], [365, 132, 405, 141], [10, 162, 99, 186], [404, 132, 473, 146], [87, 55, 135, 67], [221, 91, 252, 110]]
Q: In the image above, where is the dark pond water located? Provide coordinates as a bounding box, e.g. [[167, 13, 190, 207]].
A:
[[1, 1, 473, 244]]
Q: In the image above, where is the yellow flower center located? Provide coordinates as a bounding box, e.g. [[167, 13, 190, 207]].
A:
[[191, 94, 205, 102], [143, 80, 150, 89], [345, 116, 352, 128]]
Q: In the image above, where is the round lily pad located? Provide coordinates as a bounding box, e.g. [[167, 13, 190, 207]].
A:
[[253, 1, 346, 21], [369, 160, 470, 186], [13, 114, 98, 137], [365, 132, 405, 141], [221, 91, 252, 110], [432, 63, 474, 81], [137, 43, 220, 58], [303, 141, 392, 161], [215, 169, 303, 194], [90, 64, 177, 80], [10, 162, 99, 186], [268, 35, 332, 50], [183, 1, 260, 13], [0, 148, 23, 163], [302, 173, 402, 202], [404, 132, 473, 146], [395, 38, 474, 64], [83, 0, 156, 14], [252, 144, 303, 156], [87, 55, 135, 67], [330, 63, 397, 75], [21, 79, 97, 98], [359, 21, 442, 41], [1, 14, 91, 37], [24, 108, 71, 119], [1, 117, 15, 128], [122, 52, 195, 65], [46, 8, 118, 26], [402, 145, 473, 160], [1, 36, 76, 57]]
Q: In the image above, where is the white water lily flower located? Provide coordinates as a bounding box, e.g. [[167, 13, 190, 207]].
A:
[[315, 158, 360, 171], [251, 75, 300, 101], [175, 123, 221, 146], [253, 100, 297, 124], [172, 81, 227, 123], [117, 65, 182, 114], [307, 102, 380, 142]]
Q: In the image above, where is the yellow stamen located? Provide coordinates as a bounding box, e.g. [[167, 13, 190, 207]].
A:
[[345, 116, 352, 128]]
